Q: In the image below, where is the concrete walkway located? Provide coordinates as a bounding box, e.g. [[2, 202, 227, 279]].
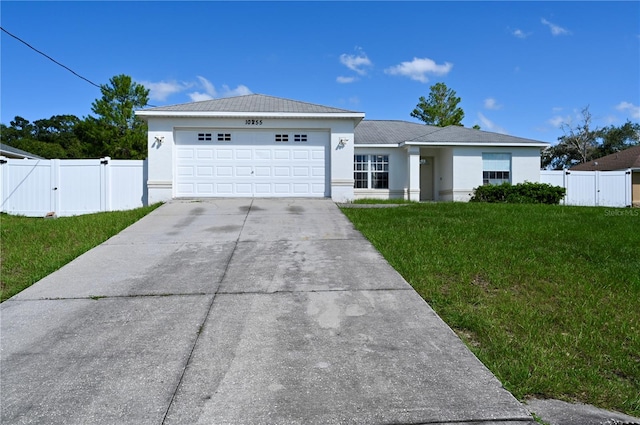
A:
[[1, 199, 534, 425]]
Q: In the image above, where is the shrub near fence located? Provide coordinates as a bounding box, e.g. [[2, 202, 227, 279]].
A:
[[471, 182, 566, 205]]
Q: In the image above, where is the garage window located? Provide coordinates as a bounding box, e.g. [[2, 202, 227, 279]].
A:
[[354, 155, 389, 189], [294, 134, 307, 142], [198, 133, 212, 141], [275, 134, 289, 142], [217, 133, 231, 142]]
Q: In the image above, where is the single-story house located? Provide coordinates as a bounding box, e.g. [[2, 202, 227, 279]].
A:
[[136, 94, 549, 204], [0, 143, 43, 160], [571, 145, 640, 207]]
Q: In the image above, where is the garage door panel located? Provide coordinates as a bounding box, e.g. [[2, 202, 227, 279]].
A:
[[274, 167, 290, 177], [293, 150, 309, 160], [274, 150, 290, 160], [177, 166, 195, 177], [197, 166, 213, 176], [175, 130, 328, 197], [216, 166, 233, 177], [197, 183, 214, 194], [197, 149, 213, 159], [236, 167, 252, 177], [235, 150, 252, 160], [216, 150, 233, 160], [254, 167, 271, 177]]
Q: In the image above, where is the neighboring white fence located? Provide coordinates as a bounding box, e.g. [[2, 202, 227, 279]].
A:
[[541, 169, 632, 207], [0, 157, 148, 217]]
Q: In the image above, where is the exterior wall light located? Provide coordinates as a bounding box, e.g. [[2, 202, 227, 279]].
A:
[[338, 138, 348, 148], [154, 136, 164, 146]]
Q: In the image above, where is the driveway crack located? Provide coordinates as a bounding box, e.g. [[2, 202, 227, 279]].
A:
[[160, 199, 253, 424]]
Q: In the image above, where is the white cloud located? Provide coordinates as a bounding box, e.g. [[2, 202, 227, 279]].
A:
[[139, 80, 193, 102], [478, 113, 507, 134], [548, 115, 569, 128], [188, 77, 252, 102], [221, 84, 252, 97], [616, 101, 640, 119], [384, 57, 453, 83], [339, 49, 372, 76], [512, 29, 530, 39], [189, 92, 214, 102], [139, 76, 251, 103], [484, 98, 502, 110], [336, 76, 356, 84], [541, 18, 570, 36]]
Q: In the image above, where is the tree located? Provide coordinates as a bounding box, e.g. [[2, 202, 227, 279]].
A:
[[542, 106, 640, 169], [596, 121, 640, 157], [542, 106, 599, 169], [0, 115, 79, 159], [410, 82, 465, 127], [85, 74, 150, 159]]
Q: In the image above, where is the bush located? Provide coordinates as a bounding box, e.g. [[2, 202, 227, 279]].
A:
[[470, 182, 566, 204]]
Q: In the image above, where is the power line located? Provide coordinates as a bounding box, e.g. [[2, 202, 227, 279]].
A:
[[1, 26, 101, 89], [1, 26, 157, 108]]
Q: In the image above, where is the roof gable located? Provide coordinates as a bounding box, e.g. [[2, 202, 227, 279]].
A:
[[571, 145, 640, 171], [138, 94, 361, 114]]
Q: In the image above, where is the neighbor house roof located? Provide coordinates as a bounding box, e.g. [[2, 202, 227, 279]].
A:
[[355, 120, 549, 148], [136, 94, 365, 120], [571, 145, 640, 171], [0, 143, 44, 159]]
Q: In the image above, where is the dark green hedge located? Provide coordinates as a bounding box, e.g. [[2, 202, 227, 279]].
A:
[[470, 182, 566, 204]]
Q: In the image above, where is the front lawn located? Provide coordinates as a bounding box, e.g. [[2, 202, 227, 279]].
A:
[[340, 202, 639, 416], [0, 204, 161, 302]]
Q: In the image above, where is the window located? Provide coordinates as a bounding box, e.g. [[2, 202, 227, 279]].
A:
[[217, 133, 231, 142], [275, 134, 289, 142], [354, 155, 389, 189], [482, 153, 511, 185], [198, 133, 212, 141], [294, 134, 307, 142]]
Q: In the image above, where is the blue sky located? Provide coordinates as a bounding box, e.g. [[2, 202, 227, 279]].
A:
[[1, 1, 639, 144]]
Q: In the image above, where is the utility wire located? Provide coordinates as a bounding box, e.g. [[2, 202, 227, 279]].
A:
[[1, 26, 157, 108], [1, 26, 101, 89]]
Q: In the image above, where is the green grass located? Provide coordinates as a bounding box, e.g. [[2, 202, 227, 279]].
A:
[[341, 202, 640, 416], [351, 198, 417, 204], [0, 204, 161, 301]]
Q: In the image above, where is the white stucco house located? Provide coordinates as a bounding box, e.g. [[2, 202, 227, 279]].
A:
[[136, 94, 549, 204]]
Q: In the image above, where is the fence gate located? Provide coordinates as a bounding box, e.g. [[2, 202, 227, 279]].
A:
[[0, 157, 147, 217], [541, 169, 632, 207]]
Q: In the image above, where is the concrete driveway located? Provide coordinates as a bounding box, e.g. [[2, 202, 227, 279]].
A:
[[1, 199, 534, 424]]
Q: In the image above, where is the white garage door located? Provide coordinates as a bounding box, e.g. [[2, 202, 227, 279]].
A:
[[175, 130, 329, 197]]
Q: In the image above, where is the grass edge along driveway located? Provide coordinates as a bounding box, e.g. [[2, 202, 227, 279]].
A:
[[340, 202, 639, 417], [0, 204, 161, 302]]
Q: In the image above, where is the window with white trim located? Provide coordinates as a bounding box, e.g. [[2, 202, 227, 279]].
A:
[[275, 134, 289, 142], [482, 153, 511, 185], [198, 133, 212, 141], [294, 134, 307, 142], [217, 133, 231, 142], [354, 155, 389, 189]]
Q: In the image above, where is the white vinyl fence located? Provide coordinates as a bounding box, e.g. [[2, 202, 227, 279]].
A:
[[541, 169, 632, 207], [0, 157, 147, 217]]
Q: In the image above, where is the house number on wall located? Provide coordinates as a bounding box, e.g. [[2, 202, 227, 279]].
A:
[[245, 119, 263, 125]]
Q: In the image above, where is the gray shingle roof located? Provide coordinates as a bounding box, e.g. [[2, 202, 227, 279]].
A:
[[571, 145, 640, 170], [354, 120, 442, 144], [140, 94, 361, 114], [355, 120, 548, 146], [0, 143, 44, 159]]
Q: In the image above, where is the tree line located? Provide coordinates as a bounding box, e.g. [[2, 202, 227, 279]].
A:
[[1, 75, 149, 160], [2, 77, 638, 169]]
